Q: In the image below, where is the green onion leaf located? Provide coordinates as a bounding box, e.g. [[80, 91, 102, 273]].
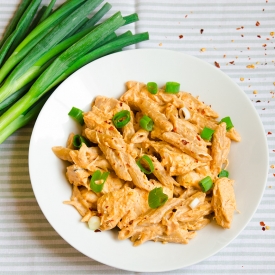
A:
[[68, 107, 84, 125], [137, 155, 154, 174], [146, 82, 158, 94], [218, 169, 229, 178], [165, 82, 180, 94], [148, 187, 168, 209], [199, 176, 213, 192], [112, 110, 130, 128], [90, 170, 109, 193], [72, 135, 90, 149], [220, 116, 234, 131], [200, 127, 215, 141], [139, 115, 154, 131]]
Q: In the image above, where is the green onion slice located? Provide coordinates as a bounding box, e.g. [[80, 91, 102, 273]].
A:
[[90, 170, 110, 193], [137, 155, 154, 174], [218, 169, 229, 178], [68, 107, 84, 125], [200, 127, 215, 140], [139, 115, 154, 131], [73, 134, 90, 149], [112, 110, 130, 128], [199, 176, 213, 192], [148, 187, 168, 209], [220, 116, 234, 131], [165, 82, 180, 94], [146, 82, 158, 94]]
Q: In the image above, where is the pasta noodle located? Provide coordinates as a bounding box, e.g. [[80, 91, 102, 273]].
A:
[[52, 81, 240, 246]]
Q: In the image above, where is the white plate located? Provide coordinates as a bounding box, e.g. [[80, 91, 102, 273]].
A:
[[29, 49, 269, 272]]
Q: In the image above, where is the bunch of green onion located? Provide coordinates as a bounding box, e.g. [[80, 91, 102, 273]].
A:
[[0, 0, 149, 144]]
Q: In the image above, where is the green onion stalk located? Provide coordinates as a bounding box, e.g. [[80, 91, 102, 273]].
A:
[[0, 0, 88, 84], [0, 0, 103, 103]]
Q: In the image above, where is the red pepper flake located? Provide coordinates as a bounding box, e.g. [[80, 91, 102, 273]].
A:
[[273, 150, 275, 152], [268, 131, 272, 135], [200, 29, 204, 34], [196, 136, 201, 141], [257, 35, 261, 38], [120, 102, 123, 106], [262, 44, 267, 47], [126, 163, 130, 168], [109, 126, 115, 130], [229, 61, 235, 64], [182, 140, 189, 145], [256, 100, 261, 102], [185, 15, 188, 18], [241, 34, 244, 37], [262, 227, 266, 231], [173, 127, 177, 132], [260, 221, 265, 226], [179, 35, 184, 39], [256, 21, 260, 26], [94, 229, 101, 232], [273, 174, 275, 176], [214, 61, 220, 68]]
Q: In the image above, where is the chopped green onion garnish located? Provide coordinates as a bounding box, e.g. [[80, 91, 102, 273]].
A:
[[218, 169, 229, 178], [73, 134, 90, 149], [112, 110, 130, 128], [148, 187, 168, 209], [200, 127, 215, 141], [68, 107, 84, 125], [90, 170, 109, 193], [165, 81, 180, 94], [146, 82, 158, 94], [199, 176, 213, 192], [139, 115, 154, 131], [220, 116, 234, 131], [137, 155, 154, 174]]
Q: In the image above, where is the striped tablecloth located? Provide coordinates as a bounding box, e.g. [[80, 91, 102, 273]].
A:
[[0, 0, 274, 274]]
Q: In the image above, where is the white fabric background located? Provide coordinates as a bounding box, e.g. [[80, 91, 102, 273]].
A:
[[0, 0, 274, 274]]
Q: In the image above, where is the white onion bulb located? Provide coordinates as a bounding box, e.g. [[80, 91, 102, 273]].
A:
[[88, 216, 101, 230], [179, 107, 191, 120], [189, 198, 200, 209]]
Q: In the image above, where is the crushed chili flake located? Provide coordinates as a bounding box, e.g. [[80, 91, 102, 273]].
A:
[[181, 140, 189, 145], [94, 229, 101, 232], [200, 29, 204, 34], [270, 164, 275, 169], [256, 21, 260, 26], [185, 15, 188, 18], [109, 126, 115, 130], [179, 35, 184, 39], [229, 61, 235, 64], [262, 227, 266, 231], [257, 35, 261, 38], [241, 34, 244, 37], [214, 61, 220, 68], [260, 221, 265, 226], [262, 44, 267, 47], [268, 131, 272, 135], [196, 136, 201, 141], [256, 100, 261, 102]]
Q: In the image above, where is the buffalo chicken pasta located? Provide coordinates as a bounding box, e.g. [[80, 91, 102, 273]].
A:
[[52, 81, 240, 246]]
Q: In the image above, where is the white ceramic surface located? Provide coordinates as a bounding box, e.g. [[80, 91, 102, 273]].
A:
[[29, 49, 269, 272]]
